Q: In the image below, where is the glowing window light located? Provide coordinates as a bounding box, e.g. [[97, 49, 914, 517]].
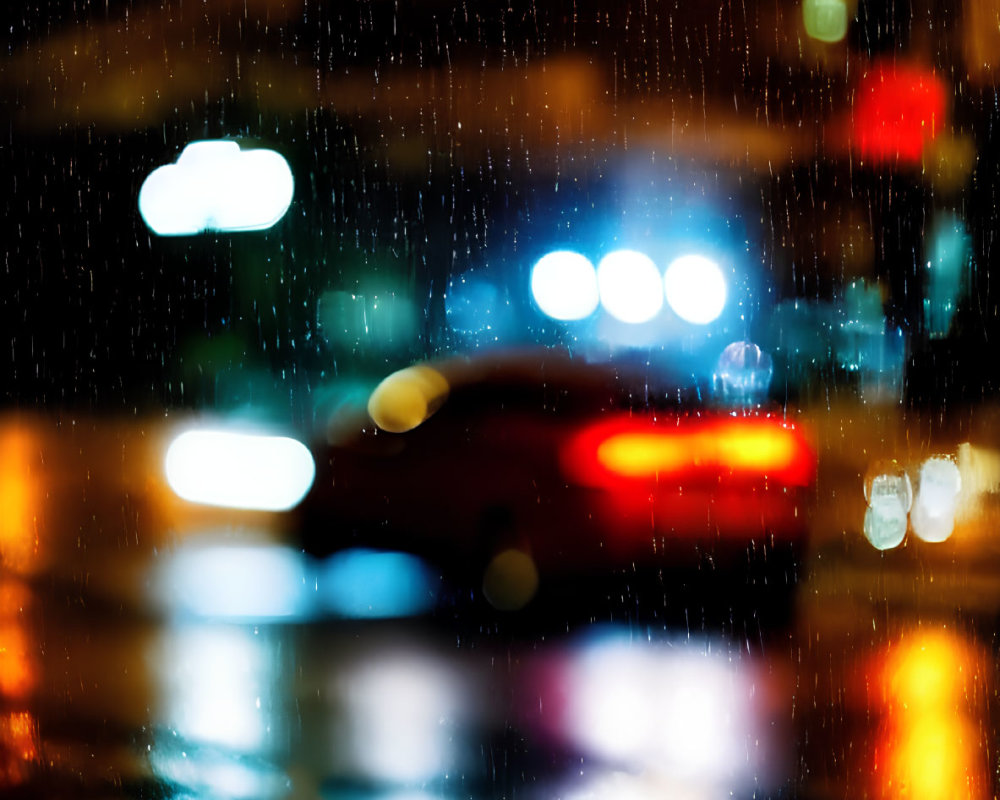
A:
[[597, 250, 664, 324], [530, 250, 599, 321], [663, 254, 727, 325], [803, 0, 849, 43], [138, 140, 294, 235], [156, 544, 312, 621], [911, 457, 961, 543], [367, 365, 450, 433], [319, 549, 436, 618], [164, 429, 315, 511]]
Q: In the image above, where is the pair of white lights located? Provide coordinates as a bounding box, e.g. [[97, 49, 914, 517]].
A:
[[863, 457, 962, 550], [531, 249, 727, 325]]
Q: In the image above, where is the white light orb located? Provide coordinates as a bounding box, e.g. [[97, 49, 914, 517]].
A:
[[663, 254, 727, 325], [864, 498, 908, 551], [164, 429, 315, 511], [530, 251, 599, 321], [911, 456, 962, 543], [597, 249, 664, 324]]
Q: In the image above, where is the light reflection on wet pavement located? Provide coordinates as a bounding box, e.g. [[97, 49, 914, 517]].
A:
[[1, 402, 996, 799]]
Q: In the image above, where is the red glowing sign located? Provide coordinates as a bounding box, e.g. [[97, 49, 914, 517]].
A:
[[853, 63, 947, 164]]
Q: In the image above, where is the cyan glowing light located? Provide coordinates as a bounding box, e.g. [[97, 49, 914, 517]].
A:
[[663, 254, 727, 324], [924, 213, 971, 339], [139, 140, 293, 235], [149, 743, 287, 800], [157, 544, 312, 621], [530, 250, 599, 321], [319, 549, 436, 618], [318, 288, 418, 351], [165, 429, 315, 511], [803, 0, 849, 43], [597, 250, 664, 324], [444, 272, 513, 343]]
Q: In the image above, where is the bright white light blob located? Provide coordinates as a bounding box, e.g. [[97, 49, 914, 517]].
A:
[[863, 465, 913, 550], [912, 457, 962, 543], [155, 626, 274, 752], [139, 140, 294, 235], [530, 251, 600, 321], [563, 638, 755, 783], [663, 254, 727, 324], [319, 549, 436, 618], [156, 544, 312, 620], [165, 429, 315, 511], [597, 250, 664, 324], [334, 654, 466, 783], [864, 501, 908, 551], [865, 465, 914, 511]]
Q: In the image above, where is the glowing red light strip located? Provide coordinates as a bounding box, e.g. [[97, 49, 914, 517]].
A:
[[563, 416, 815, 488]]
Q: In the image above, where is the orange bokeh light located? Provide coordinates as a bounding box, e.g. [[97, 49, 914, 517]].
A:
[[876, 630, 986, 800], [0, 427, 40, 573], [0, 624, 36, 700], [0, 711, 39, 787]]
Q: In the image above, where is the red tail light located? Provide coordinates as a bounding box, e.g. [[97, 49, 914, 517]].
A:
[[560, 415, 814, 541], [563, 415, 815, 490]]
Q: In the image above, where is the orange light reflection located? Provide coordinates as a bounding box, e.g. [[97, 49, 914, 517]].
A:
[[0, 427, 39, 573], [0, 711, 39, 787], [0, 624, 36, 699], [877, 631, 985, 800]]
